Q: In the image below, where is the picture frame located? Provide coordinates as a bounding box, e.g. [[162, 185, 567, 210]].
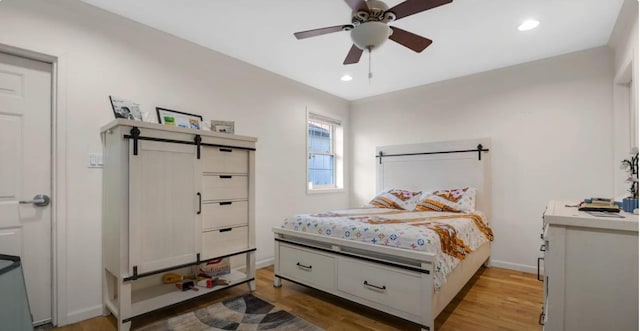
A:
[[156, 107, 203, 130], [211, 120, 235, 134], [109, 96, 143, 121]]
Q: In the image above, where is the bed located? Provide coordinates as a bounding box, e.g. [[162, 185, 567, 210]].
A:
[[272, 139, 492, 331]]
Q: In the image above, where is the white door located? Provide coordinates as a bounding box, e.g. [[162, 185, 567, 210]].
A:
[[0, 52, 52, 325]]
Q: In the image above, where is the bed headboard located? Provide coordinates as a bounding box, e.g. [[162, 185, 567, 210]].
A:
[[376, 138, 492, 218]]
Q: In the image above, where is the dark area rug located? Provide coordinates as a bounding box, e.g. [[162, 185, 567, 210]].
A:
[[137, 294, 323, 331]]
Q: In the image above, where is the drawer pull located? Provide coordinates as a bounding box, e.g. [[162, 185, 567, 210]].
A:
[[219, 148, 233, 152], [537, 257, 544, 281], [296, 262, 312, 271], [219, 201, 233, 206], [539, 244, 546, 252], [363, 280, 386, 291], [219, 175, 233, 179], [219, 228, 232, 233]]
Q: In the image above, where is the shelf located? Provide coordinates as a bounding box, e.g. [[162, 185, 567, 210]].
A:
[[129, 270, 252, 318]]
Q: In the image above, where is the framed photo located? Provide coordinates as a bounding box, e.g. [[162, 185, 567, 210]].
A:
[[109, 96, 143, 121], [156, 107, 203, 130], [211, 120, 235, 134]]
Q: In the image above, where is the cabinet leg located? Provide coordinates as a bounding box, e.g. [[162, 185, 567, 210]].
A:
[[118, 320, 131, 331], [247, 280, 256, 292], [273, 276, 282, 288]]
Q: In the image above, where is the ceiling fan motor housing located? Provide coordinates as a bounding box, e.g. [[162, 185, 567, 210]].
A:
[[352, 0, 394, 24]]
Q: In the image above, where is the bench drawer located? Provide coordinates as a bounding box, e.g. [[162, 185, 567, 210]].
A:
[[279, 244, 335, 290], [337, 256, 422, 316]]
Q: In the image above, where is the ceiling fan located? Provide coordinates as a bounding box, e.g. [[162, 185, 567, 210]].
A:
[[294, 0, 453, 65]]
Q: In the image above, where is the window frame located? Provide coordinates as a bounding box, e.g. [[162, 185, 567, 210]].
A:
[[306, 111, 344, 194]]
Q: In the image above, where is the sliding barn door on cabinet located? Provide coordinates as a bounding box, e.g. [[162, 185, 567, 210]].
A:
[[128, 140, 202, 275]]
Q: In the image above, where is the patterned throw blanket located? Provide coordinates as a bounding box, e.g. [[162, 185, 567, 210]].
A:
[[281, 208, 494, 288]]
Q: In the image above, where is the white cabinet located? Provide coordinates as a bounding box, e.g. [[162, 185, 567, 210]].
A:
[[101, 120, 257, 331], [541, 201, 638, 331]]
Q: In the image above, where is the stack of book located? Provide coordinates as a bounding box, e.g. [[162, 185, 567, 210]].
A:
[[578, 198, 620, 212]]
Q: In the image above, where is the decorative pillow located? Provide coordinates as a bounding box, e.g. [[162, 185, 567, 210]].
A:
[[415, 187, 476, 213], [368, 189, 422, 210]]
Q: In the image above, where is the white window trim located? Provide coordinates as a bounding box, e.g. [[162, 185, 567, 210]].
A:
[[306, 109, 344, 194]]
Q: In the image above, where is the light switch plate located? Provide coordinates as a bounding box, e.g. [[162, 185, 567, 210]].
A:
[[88, 153, 103, 168]]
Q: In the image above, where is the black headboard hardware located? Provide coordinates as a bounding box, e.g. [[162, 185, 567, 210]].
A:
[[376, 144, 489, 164]]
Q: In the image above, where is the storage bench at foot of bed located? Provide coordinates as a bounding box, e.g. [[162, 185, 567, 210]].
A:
[[274, 237, 435, 331]]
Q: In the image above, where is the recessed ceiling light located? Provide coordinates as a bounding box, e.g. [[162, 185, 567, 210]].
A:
[[340, 74, 353, 82], [518, 19, 540, 31]]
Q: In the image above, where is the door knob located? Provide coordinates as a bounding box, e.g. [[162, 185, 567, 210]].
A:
[[19, 194, 50, 207]]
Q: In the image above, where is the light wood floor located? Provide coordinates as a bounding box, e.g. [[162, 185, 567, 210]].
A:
[[53, 266, 542, 331]]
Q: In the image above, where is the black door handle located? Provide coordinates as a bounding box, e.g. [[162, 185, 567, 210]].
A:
[[196, 192, 202, 215], [537, 257, 544, 281]]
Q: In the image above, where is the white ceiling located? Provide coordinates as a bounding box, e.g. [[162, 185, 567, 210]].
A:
[[80, 0, 624, 101]]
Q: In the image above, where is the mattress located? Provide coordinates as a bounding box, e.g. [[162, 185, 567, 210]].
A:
[[280, 208, 494, 288]]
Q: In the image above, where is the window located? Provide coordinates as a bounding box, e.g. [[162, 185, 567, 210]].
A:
[[307, 112, 343, 191]]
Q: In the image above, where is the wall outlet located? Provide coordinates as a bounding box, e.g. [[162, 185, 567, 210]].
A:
[[88, 153, 103, 168]]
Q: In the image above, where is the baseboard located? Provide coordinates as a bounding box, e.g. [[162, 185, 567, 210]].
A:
[[489, 259, 538, 275], [64, 304, 103, 326], [256, 257, 274, 269]]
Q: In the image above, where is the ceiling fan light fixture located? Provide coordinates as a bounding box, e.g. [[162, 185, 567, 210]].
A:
[[518, 19, 540, 31], [351, 21, 392, 50]]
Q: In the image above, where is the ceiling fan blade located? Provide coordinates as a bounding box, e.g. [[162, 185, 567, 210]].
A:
[[389, 26, 433, 52], [344, 0, 369, 11], [343, 44, 364, 65], [387, 0, 453, 21], [294, 25, 348, 39]]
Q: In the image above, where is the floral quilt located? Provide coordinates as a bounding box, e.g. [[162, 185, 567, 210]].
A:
[[280, 208, 493, 289]]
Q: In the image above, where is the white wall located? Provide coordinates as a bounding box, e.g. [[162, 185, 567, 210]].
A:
[[610, 0, 639, 198], [0, 0, 349, 325], [349, 47, 614, 273]]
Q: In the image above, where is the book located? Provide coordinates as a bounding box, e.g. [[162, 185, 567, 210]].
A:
[[584, 211, 625, 218], [578, 202, 620, 213], [585, 197, 612, 204]]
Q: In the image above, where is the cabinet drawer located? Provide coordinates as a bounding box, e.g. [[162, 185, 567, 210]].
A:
[[203, 147, 248, 174], [279, 245, 335, 290], [201, 226, 248, 260], [202, 175, 248, 200], [337, 257, 421, 316], [202, 200, 248, 230]]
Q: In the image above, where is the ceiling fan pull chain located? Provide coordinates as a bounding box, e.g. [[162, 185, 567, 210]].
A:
[[368, 47, 373, 81]]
